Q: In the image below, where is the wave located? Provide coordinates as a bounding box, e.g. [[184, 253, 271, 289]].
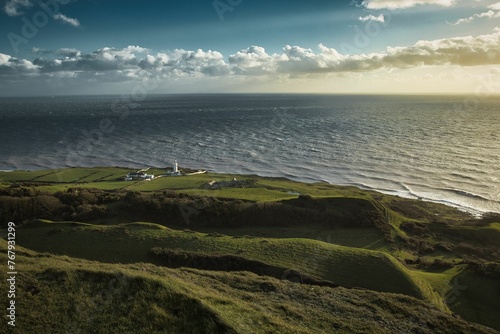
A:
[[442, 189, 491, 202], [2, 94, 500, 215]]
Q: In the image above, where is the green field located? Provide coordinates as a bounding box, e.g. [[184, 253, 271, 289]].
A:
[[13, 220, 438, 303], [0, 167, 381, 201], [0, 167, 499, 333], [1, 239, 496, 334]]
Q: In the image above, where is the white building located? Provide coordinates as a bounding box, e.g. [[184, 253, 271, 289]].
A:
[[124, 172, 154, 181], [169, 160, 181, 176]]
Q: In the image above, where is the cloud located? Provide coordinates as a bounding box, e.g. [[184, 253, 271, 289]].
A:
[[31, 47, 52, 55], [1, 30, 500, 87], [358, 14, 385, 23], [13, 45, 229, 81], [4, 0, 33, 16], [229, 46, 282, 75], [230, 30, 500, 75], [489, 2, 500, 10], [449, 2, 500, 25], [4, 1, 80, 27], [57, 48, 82, 57], [32, 47, 82, 57], [361, 0, 456, 10], [449, 10, 500, 25], [30, 46, 150, 75], [53, 13, 80, 27], [0, 53, 38, 75], [139, 48, 231, 76]]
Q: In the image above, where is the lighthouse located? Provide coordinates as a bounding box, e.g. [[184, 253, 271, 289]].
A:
[[173, 160, 178, 174]]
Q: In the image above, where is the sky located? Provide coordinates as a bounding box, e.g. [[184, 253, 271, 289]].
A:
[[1, 0, 500, 96]]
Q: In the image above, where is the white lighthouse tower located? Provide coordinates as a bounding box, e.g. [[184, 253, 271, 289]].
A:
[[173, 160, 178, 174]]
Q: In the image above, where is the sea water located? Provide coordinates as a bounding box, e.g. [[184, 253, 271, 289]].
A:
[[1, 94, 499, 215]]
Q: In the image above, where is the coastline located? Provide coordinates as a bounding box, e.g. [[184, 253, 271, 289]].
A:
[[0, 165, 496, 217], [199, 166, 497, 217], [2, 94, 499, 218], [1, 165, 499, 332]]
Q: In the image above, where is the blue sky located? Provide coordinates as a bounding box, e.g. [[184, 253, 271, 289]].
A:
[[1, 0, 500, 95]]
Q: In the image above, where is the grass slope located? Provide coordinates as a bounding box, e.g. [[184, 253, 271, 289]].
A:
[[0, 167, 378, 202], [13, 220, 444, 310], [1, 239, 496, 334], [1, 167, 499, 331]]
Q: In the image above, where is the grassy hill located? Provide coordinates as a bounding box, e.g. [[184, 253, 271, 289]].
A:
[[1, 239, 497, 334], [13, 220, 438, 304], [1, 167, 499, 332]]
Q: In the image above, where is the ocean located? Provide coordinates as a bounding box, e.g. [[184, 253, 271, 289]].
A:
[[1, 94, 499, 215]]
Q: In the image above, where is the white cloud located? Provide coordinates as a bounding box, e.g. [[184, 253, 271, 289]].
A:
[[228, 46, 278, 75], [24, 45, 230, 80], [449, 2, 500, 25], [230, 30, 500, 75], [4, 0, 32, 16], [1, 30, 500, 90], [358, 14, 385, 23], [32, 47, 82, 57], [31, 47, 52, 55], [57, 48, 81, 58], [0, 53, 38, 75], [4, 1, 81, 26], [97, 45, 149, 62], [362, 0, 456, 10], [158, 48, 231, 77], [489, 2, 500, 10], [449, 10, 500, 25], [53, 13, 80, 27]]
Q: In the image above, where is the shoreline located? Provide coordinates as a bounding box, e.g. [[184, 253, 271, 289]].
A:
[[0, 165, 497, 217], [200, 167, 496, 217]]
